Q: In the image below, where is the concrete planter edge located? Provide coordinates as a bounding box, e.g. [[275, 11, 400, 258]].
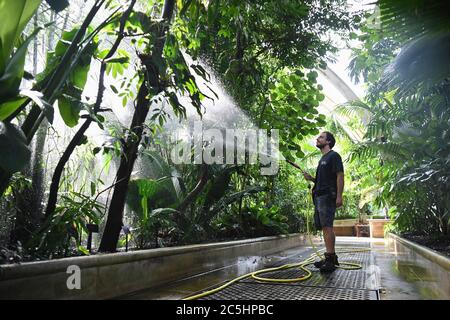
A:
[[387, 233, 450, 271]]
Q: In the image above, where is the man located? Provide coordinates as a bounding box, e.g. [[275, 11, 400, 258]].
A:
[[303, 131, 344, 273]]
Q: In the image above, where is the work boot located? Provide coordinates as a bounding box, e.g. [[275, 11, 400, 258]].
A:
[[320, 252, 337, 273], [314, 253, 339, 268]]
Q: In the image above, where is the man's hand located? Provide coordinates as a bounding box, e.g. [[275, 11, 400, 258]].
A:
[[336, 195, 343, 208], [303, 172, 314, 182]]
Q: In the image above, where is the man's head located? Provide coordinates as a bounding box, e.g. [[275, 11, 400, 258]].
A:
[[316, 131, 335, 149]]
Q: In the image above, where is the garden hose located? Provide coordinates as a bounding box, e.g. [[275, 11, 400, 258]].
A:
[[182, 175, 371, 300], [182, 247, 370, 300], [183, 211, 370, 300]]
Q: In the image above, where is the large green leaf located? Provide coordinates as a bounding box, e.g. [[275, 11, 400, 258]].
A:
[[0, 121, 31, 173], [0, 25, 44, 100], [149, 208, 180, 218], [0, 0, 41, 75], [126, 177, 179, 220], [0, 89, 49, 122], [58, 94, 82, 127], [0, 96, 27, 120], [143, 150, 182, 201], [69, 61, 91, 90]]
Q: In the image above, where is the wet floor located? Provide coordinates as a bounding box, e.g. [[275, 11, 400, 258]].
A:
[[374, 238, 450, 300], [117, 237, 450, 300]]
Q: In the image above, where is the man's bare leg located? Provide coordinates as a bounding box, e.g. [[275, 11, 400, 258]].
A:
[[322, 226, 335, 254]]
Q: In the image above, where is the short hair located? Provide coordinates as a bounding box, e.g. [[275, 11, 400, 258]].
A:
[[323, 131, 336, 149]]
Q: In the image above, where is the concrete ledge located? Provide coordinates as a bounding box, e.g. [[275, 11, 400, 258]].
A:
[[333, 219, 358, 227], [387, 233, 450, 271], [0, 233, 308, 299]]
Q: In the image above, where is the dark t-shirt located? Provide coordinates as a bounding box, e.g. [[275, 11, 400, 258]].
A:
[[314, 150, 344, 196]]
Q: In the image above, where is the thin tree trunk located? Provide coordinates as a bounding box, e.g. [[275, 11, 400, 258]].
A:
[[47, 11, 55, 51], [62, 7, 70, 33], [98, 84, 151, 251], [29, 4, 57, 227], [99, 0, 176, 252]]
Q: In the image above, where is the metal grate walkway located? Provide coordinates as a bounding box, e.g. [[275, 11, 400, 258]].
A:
[[191, 248, 380, 300]]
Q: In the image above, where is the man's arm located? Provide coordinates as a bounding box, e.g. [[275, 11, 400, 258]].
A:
[[336, 171, 344, 207]]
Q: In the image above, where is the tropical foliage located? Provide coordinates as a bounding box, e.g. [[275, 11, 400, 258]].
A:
[[339, 0, 450, 237], [0, 0, 448, 263]]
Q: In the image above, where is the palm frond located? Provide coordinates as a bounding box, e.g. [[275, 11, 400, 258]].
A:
[[364, 121, 387, 140], [329, 115, 360, 143], [348, 140, 409, 163], [379, 0, 450, 43], [334, 100, 373, 124]]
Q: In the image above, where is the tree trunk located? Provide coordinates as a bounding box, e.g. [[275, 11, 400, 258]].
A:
[[99, 0, 176, 252], [45, 119, 92, 218], [98, 83, 151, 251], [30, 120, 47, 210]]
